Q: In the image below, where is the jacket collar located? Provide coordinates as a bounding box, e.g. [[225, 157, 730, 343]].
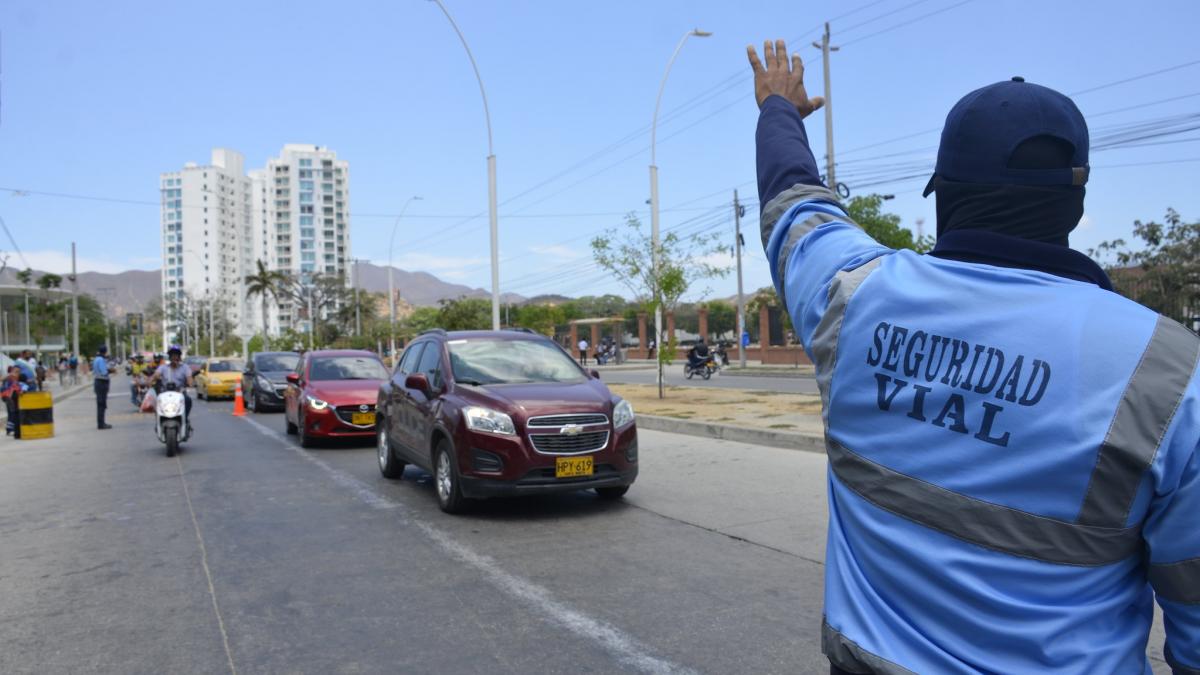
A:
[[930, 230, 1112, 291]]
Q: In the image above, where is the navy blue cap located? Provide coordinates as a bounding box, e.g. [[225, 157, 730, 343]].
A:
[[923, 77, 1089, 196]]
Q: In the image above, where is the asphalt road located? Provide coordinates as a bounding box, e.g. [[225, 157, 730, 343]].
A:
[[0, 380, 1170, 674], [599, 367, 820, 395], [1, 380, 833, 675]]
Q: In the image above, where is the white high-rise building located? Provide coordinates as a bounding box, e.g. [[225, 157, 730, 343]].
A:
[[159, 149, 255, 346], [161, 144, 351, 344], [259, 144, 352, 332]]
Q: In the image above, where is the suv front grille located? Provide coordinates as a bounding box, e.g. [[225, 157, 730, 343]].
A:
[[529, 430, 609, 455], [527, 413, 608, 428]]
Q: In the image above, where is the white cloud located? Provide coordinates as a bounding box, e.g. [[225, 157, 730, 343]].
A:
[[8, 249, 153, 275], [391, 253, 487, 273], [529, 244, 582, 260]]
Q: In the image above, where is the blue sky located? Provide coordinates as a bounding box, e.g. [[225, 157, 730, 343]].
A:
[[1, 0, 1197, 301]]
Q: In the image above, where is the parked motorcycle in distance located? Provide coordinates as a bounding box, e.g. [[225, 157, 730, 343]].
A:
[[155, 382, 190, 457]]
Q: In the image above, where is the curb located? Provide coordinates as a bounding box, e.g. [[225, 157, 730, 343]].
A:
[[720, 368, 815, 379], [636, 414, 824, 454]]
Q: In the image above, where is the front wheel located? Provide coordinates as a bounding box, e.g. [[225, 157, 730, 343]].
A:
[[702, 368, 712, 381], [435, 440, 468, 514], [378, 422, 406, 479], [165, 425, 179, 458]]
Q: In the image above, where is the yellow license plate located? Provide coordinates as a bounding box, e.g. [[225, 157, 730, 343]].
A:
[[555, 456, 593, 478], [351, 412, 376, 425]]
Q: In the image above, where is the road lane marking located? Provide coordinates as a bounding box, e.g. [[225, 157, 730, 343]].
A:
[[176, 454, 239, 675], [241, 415, 695, 675]]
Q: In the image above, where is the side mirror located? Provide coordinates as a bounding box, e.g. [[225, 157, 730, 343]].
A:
[[589, 369, 601, 380], [405, 373, 430, 394], [286, 373, 300, 385]]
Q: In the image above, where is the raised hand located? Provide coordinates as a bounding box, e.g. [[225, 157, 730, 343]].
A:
[[747, 39, 825, 118]]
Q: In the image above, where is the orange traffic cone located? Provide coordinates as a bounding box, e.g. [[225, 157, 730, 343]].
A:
[[232, 382, 246, 417]]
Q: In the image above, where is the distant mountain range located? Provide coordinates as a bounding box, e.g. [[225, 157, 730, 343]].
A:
[[0, 263, 527, 316]]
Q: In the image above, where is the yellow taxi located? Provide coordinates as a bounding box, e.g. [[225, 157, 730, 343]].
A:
[[195, 358, 245, 400]]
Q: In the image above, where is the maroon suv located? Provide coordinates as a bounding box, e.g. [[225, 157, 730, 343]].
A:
[[376, 329, 638, 513]]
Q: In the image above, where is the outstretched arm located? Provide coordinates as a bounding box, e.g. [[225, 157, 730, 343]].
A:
[[747, 39, 826, 207], [748, 38, 890, 354]]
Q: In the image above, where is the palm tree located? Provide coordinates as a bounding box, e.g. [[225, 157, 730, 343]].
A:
[[244, 260, 287, 351]]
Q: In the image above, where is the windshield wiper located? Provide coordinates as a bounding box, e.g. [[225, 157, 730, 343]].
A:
[[456, 378, 488, 386]]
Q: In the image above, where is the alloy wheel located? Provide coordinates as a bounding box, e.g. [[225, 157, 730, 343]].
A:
[[437, 451, 453, 503]]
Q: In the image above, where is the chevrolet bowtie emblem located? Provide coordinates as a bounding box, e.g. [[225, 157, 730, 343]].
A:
[[560, 424, 583, 436]]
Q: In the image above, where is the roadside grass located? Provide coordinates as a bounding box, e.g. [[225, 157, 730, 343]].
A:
[[609, 383, 822, 435]]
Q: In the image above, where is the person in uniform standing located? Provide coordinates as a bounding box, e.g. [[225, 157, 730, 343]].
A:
[[747, 38, 1200, 673], [92, 345, 112, 430]]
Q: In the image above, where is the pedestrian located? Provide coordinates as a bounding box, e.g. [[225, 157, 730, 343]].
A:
[[2, 366, 26, 438], [577, 337, 589, 366], [92, 345, 112, 430], [68, 353, 79, 384], [14, 350, 37, 392], [647, 337, 656, 360], [57, 356, 68, 387], [747, 39, 1200, 673]]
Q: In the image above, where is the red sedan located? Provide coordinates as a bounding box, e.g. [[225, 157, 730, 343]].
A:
[[284, 349, 388, 447]]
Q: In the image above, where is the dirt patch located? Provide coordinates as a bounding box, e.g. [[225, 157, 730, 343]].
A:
[[610, 383, 823, 435]]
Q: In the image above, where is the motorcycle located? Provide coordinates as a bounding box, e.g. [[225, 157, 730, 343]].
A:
[[714, 343, 730, 366], [155, 382, 190, 457], [684, 354, 719, 380]]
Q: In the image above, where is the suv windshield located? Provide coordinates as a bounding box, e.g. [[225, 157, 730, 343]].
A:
[[310, 356, 388, 381], [255, 354, 299, 372], [208, 360, 242, 373], [448, 339, 584, 385]]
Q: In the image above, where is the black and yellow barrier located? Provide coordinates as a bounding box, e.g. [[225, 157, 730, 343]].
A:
[[18, 391, 54, 440]]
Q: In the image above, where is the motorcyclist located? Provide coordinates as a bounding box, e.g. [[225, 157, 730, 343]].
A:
[[148, 346, 194, 425], [129, 354, 146, 405], [686, 339, 712, 372]]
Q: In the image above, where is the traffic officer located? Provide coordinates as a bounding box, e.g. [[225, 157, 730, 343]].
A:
[[92, 345, 112, 429], [747, 39, 1199, 673]]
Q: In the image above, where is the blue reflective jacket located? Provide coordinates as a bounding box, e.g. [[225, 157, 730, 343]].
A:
[[757, 95, 1200, 673]]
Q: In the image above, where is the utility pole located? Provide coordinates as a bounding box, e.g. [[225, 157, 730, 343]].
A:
[[208, 297, 215, 358], [307, 285, 314, 351], [352, 258, 362, 337], [734, 190, 747, 368], [813, 23, 839, 190], [71, 243, 79, 358]]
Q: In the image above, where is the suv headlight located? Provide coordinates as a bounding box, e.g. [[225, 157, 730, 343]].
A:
[[256, 375, 273, 389], [464, 406, 515, 435], [307, 396, 329, 411], [613, 399, 635, 428]]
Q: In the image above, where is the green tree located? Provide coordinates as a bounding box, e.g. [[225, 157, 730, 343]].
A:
[[277, 272, 350, 346], [846, 194, 932, 252], [591, 213, 731, 397], [244, 259, 288, 351], [514, 303, 565, 336], [703, 300, 736, 339], [29, 273, 65, 350], [437, 296, 491, 331], [401, 306, 442, 336], [1091, 209, 1200, 327]]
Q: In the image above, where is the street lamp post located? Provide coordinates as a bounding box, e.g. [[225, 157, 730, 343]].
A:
[[429, 0, 500, 330], [650, 28, 711, 398], [388, 195, 422, 357]]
